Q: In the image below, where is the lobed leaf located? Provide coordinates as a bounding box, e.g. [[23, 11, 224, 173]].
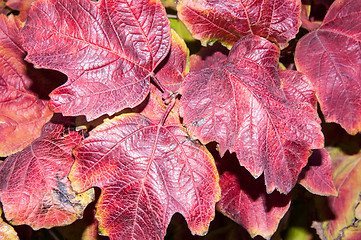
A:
[[177, 0, 302, 47], [295, 0, 361, 134], [0, 15, 53, 157], [22, 0, 171, 121], [180, 35, 324, 194], [217, 155, 291, 239], [69, 113, 220, 240], [312, 148, 361, 240], [0, 123, 94, 230]]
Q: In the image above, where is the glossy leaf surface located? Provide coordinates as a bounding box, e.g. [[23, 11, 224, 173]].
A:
[[180, 35, 324, 193], [140, 85, 181, 125], [177, 0, 301, 47], [69, 114, 220, 240], [22, 0, 171, 121], [0, 123, 94, 230], [313, 148, 361, 240], [0, 15, 53, 157], [298, 149, 337, 196], [154, 29, 189, 93], [217, 155, 291, 239], [295, 0, 361, 134]]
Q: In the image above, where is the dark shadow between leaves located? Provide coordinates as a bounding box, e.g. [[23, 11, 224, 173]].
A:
[[165, 211, 259, 240], [322, 122, 361, 155], [298, 149, 323, 181], [26, 62, 67, 100], [68, 93, 151, 133], [207, 142, 291, 211]]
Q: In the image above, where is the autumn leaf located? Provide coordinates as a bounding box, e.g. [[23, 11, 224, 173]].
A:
[[22, 0, 171, 121], [0, 208, 19, 240], [180, 35, 324, 194], [298, 149, 337, 196], [312, 148, 361, 240], [295, 0, 361, 134], [69, 113, 220, 240], [154, 29, 189, 93], [216, 153, 291, 239], [0, 15, 53, 157], [177, 0, 302, 47], [279, 69, 317, 109], [0, 123, 94, 230], [189, 44, 228, 72], [140, 85, 181, 125]]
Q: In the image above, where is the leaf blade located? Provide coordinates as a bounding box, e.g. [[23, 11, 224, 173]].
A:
[[69, 114, 220, 239], [22, 0, 171, 120], [295, 0, 361, 134], [180, 35, 324, 193], [0, 123, 94, 230]]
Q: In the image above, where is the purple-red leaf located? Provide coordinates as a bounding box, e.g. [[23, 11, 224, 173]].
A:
[[0, 15, 53, 157], [312, 148, 361, 240], [217, 155, 291, 239], [298, 149, 337, 196], [295, 0, 361, 134], [0, 123, 94, 230], [140, 85, 181, 125], [69, 113, 220, 240], [189, 44, 228, 72], [22, 0, 171, 121], [180, 35, 324, 194], [155, 29, 189, 93], [177, 0, 302, 47], [280, 69, 317, 109]]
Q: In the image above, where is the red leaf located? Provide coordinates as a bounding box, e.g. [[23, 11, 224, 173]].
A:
[[189, 44, 228, 72], [177, 0, 301, 47], [312, 148, 361, 240], [217, 157, 291, 239], [22, 0, 171, 121], [69, 114, 220, 240], [295, 0, 361, 134], [154, 29, 189, 93], [0, 123, 94, 230], [180, 35, 324, 193], [280, 69, 317, 109], [298, 149, 337, 196], [140, 85, 181, 125], [0, 15, 53, 157]]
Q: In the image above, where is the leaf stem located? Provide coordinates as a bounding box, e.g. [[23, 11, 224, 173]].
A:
[[150, 73, 174, 103], [159, 98, 176, 126]]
